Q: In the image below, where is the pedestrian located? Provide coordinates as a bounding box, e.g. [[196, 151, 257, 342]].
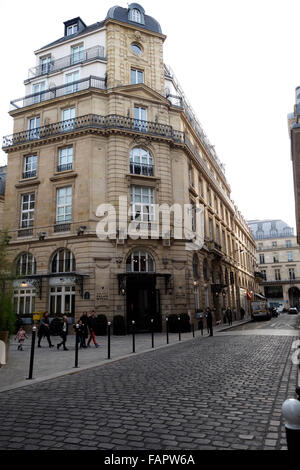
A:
[[226, 307, 232, 326], [197, 313, 204, 336], [222, 308, 227, 324], [15, 326, 28, 351], [57, 315, 69, 351], [79, 311, 89, 348], [87, 311, 99, 348], [77, 320, 87, 348], [38, 312, 54, 348], [240, 307, 245, 320], [205, 307, 213, 336]]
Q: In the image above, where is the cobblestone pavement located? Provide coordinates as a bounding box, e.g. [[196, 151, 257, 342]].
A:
[[0, 333, 298, 450]]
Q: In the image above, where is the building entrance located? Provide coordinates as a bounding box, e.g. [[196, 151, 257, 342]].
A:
[[126, 274, 161, 333]]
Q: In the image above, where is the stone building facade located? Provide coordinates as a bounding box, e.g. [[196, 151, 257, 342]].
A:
[[248, 219, 300, 308], [0, 166, 6, 230], [2, 4, 256, 329]]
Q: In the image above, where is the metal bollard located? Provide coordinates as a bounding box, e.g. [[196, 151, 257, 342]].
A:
[[151, 318, 154, 348], [282, 387, 300, 450], [192, 323, 195, 338], [107, 322, 111, 359], [27, 326, 37, 380], [166, 316, 169, 344], [132, 321, 136, 353], [74, 323, 79, 368], [178, 316, 181, 341]]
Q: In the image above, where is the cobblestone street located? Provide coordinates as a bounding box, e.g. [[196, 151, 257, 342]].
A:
[[0, 331, 298, 450]]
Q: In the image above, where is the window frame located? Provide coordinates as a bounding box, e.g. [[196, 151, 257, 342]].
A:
[[130, 185, 155, 222], [56, 186, 72, 224], [131, 68, 144, 85], [20, 193, 35, 229]]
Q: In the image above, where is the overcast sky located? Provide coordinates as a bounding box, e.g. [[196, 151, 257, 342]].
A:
[[0, 0, 298, 230]]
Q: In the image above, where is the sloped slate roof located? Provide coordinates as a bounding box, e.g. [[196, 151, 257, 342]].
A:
[[38, 20, 106, 51], [38, 5, 163, 51], [106, 5, 163, 34]]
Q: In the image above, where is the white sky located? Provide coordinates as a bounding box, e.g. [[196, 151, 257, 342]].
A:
[[0, 0, 298, 229]]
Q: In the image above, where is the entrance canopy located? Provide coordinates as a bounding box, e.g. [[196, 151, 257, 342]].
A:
[[118, 273, 171, 294]]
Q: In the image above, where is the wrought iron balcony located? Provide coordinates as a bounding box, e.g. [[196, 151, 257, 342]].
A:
[[57, 163, 73, 173], [18, 228, 34, 238], [10, 75, 106, 110], [130, 163, 154, 177], [22, 171, 37, 179], [54, 222, 71, 233], [3, 114, 185, 148], [27, 46, 106, 80]]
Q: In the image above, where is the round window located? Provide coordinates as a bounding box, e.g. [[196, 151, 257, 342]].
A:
[[131, 43, 142, 56]]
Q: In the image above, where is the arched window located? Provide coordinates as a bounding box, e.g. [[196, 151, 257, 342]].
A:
[[126, 250, 155, 273], [131, 8, 142, 23], [130, 147, 154, 176], [16, 252, 36, 276], [51, 248, 75, 273]]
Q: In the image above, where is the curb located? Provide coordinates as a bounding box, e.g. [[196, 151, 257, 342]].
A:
[[0, 333, 202, 394]]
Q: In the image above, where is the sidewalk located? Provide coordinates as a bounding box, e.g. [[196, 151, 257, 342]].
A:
[[0, 318, 250, 393]]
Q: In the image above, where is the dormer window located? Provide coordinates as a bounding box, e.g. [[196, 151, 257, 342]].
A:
[[67, 24, 78, 36], [132, 8, 142, 23], [128, 4, 145, 25]]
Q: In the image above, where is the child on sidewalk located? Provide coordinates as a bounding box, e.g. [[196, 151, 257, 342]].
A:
[[15, 327, 28, 351]]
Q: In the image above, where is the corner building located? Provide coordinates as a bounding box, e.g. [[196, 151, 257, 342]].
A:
[[2, 4, 256, 330]]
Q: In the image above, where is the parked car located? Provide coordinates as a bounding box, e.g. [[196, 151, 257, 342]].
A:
[[288, 307, 299, 314]]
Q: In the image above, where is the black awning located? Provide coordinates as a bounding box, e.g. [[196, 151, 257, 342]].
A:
[[118, 273, 171, 294]]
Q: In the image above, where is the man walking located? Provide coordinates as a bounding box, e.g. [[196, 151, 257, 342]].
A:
[[38, 312, 54, 348], [226, 307, 233, 326], [205, 307, 213, 337]]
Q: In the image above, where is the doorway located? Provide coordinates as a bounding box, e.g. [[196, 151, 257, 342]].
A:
[[126, 274, 161, 332]]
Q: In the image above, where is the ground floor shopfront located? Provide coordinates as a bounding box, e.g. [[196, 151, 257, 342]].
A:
[[262, 282, 300, 309], [9, 237, 255, 331]]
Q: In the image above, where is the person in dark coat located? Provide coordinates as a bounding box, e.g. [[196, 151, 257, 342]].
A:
[[57, 315, 69, 350], [205, 307, 213, 336], [38, 312, 54, 348], [79, 312, 89, 347], [77, 320, 86, 348], [240, 307, 245, 320], [87, 311, 99, 348], [197, 313, 204, 336], [226, 307, 233, 326]]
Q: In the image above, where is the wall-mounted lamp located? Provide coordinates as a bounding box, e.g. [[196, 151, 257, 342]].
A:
[[77, 226, 87, 236], [38, 232, 47, 241]]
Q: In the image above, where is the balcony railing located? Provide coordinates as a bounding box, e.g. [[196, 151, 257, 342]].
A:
[[18, 228, 34, 238], [184, 135, 235, 210], [54, 223, 71, 233], [27, 46, 106, 80], [22, 171, 37, 179], [57, 163, 73, 172], [3, 114, 185, 148], [10, 75, 106, 110], [130, 163, 154, 177]]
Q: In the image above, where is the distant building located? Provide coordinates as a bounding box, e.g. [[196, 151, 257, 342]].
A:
[[0, 166, 6, 230], [248, 219, 300, 308]]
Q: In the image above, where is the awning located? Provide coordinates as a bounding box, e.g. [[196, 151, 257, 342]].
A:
[[253, 292, 266, 300]]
